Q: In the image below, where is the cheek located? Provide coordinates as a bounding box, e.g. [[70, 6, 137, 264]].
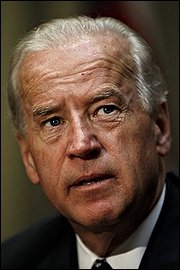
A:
[[29, 144, 66, 203], [106, 125, 160, 204], [106, 120, 159, 178]]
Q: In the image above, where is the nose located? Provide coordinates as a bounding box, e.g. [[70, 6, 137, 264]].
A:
[[66, 120, 102, 160]]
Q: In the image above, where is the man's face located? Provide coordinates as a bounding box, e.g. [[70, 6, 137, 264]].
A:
[[18, 35, 170, 230]]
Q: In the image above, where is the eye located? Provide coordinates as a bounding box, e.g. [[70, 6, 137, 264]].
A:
[[43, 117, 62, 127], [97, 105, 118, 115]]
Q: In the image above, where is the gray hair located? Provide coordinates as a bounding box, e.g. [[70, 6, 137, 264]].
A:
[[8, 16, 168, 134]]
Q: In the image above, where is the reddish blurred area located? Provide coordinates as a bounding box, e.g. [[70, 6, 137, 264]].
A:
[[85, 1, 165, 66], [89, 3, 155, 39]]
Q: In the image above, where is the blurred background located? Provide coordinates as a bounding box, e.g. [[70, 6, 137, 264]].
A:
[[1, 1, 179, 241]]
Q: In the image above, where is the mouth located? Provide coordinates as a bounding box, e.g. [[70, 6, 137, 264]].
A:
[[71, 174, 115, 188]]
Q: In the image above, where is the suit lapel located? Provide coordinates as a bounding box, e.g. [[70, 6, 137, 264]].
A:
[[139, 176, 179, 268]]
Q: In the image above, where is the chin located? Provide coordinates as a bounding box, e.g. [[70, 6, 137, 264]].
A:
[[72, 206, 122, 231]]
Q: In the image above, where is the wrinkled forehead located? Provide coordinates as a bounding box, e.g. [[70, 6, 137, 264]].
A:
[[19, 33, 132, 72], [18, 34, 134, 98]]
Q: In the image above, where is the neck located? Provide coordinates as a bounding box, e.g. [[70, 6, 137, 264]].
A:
[[72, 222, 119, 256]]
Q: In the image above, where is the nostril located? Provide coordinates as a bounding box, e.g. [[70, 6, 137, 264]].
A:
[[68, 147, 101, 160], [83, 148, 101, 160]]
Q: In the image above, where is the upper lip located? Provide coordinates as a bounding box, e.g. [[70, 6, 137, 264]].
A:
[[71, 173, 114, 187]]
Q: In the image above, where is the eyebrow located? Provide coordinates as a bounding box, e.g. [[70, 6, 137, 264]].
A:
[[91, 87, 128, 105], [32, 105, 60, 118]]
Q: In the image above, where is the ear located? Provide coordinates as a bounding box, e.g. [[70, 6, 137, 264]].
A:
[[154, 102, 171, 156], [16, 133, 40, 184]]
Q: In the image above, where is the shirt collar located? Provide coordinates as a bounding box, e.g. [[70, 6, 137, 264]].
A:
[[76, 184, 166, 269]]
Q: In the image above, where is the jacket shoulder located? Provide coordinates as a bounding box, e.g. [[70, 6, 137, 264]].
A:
[[167, 171, 179, 188], [1, 214, 75, 269]]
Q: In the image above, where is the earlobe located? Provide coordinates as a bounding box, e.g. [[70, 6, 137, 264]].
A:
[[154, 102, 171, 156], [16, 133, 40, 184]]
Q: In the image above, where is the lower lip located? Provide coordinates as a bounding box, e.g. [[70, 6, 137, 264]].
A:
[[71, 177, 116, 192]]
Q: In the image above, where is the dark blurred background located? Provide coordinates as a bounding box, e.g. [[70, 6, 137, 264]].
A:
[[1, 1, 179, 241]]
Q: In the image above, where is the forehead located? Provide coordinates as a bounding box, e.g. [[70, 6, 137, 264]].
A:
[[18, 34, 134, 100], [19, 34, 132, 72]]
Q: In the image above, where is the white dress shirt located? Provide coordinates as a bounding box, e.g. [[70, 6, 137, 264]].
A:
[[76, 184, 166, 269]]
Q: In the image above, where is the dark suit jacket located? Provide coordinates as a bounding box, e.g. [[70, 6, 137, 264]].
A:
[[1, 173, 179, 269]]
